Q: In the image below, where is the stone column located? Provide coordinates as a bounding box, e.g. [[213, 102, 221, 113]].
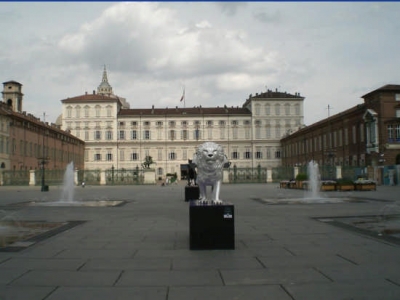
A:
[[336, 166, 342, 179], [29, 170, 36, 186], [100, 170, 106, 185], [74, 169, 79, 185], [223, 169, 230, 183], [266, 169, 272, 183], [294, 166, 299, 179]]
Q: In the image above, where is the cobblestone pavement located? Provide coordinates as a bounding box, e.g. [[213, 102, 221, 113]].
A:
[[0, 183, 399, 300]]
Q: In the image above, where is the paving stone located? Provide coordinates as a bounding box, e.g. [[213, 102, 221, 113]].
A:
[[80, 258, 171, 271], [0, 258, 86, 271], [168, 285, 292, 300], [284, 279, 400, 300], [45, 287, 167, 300], [116, 270, 223, 287], [0, 286, 55, 300], [220, 268, 331, 285], [10, 270, 121, 287]]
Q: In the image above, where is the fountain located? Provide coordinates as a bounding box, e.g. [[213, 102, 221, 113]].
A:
[[59, 161, 75, 202], [307, 160, 321, 199]]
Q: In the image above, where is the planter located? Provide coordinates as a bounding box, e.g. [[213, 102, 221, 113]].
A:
[[336, 184, 355, 191], [355, 183, 376, 191], [321, 184, 336, 191]]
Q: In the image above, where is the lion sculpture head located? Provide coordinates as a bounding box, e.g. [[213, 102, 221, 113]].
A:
[[192, 142, 228, 203]]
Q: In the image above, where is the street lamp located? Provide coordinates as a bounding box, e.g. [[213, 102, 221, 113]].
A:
[[40, 112, 48, 192]]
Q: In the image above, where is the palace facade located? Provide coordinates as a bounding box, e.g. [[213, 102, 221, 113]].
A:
[[60, 68, 305, 179]]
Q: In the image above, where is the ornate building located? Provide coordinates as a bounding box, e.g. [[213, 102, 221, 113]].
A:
[[60, 68, 305, 180]]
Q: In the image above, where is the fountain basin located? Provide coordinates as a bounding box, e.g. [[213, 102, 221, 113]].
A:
[[26, 200, 127, 207]]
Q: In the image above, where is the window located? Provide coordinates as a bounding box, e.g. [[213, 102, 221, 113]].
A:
[[143, 130, 151, 140], [244, 150, 251, 159], [294, 104, 300, 115], [95, 105, 101, 117], [232, 127, 238, 139], [256, 151, 263, 159], [220, 127, 225, 139], [232, 151, 239, 159], [266, 148, 271, 159], [245, 128, 250, 139], [169, 152, 176, 160], [285, 103, 290, 115], [231, 120, 238, 126], [94, 153, 101, 161], [84, 106, 90, 117], [194, 120, 200, 125], [183, 149, 187, 160], [119, 130, 125, 140], [194, 129, 201, 140], [144, 121, 150, 126], [181, 121, 187, 127], [396, 125, 400, 141], [255, 104, 260, 116], [131, 130, 137, 140], [85, 131, 89, 141], [207, 128, 212, 139], [106, 106, 112, 117], [131, 121, 137, 126], [158, 149, 162, 161], [396, 94, 400, 101], [106, 131, 113, 140], [119, 122, 125, 128], [169, 121, 176, 127], [219, 120, 225, 126], [275, 104, 280, 115], [120, 150, 125, 161], [169, 130, 176, 140], [265, 104, 270, 115], [206, 120, 213, 126], [106, 153, 113, 161], [66, 106, 72, 118], [255, 127, 261, 139], [76, 106, 81, 118], [244, 120, 250, 125], [275, 150, 281, 158], [388, 125, 394, 142], [352, 125, 357, 144], [182, 130, 188, 140], [95, 130, 101, 140], [131, 152, 138, 160], [156, 121, 163, 126], [397, 109, 400, 118]]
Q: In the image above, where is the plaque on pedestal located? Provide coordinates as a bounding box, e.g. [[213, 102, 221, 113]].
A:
[[189, 201, 235, 250], [185, 186, 200, 202]]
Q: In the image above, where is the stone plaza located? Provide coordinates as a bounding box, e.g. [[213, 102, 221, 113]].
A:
[[0, 183, 399, 299]]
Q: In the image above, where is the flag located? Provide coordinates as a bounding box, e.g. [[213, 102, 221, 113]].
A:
[[180, 88, 185, 102]]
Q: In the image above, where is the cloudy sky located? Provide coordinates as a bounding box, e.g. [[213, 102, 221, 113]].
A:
[[1, 2, 399, 125]]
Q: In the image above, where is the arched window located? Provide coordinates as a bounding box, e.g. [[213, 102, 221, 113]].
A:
[[66, 106, 72, 118]]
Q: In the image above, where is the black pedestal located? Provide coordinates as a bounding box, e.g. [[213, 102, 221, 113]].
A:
[[185, 186, 200, 202], [189, 201, 235, 250]]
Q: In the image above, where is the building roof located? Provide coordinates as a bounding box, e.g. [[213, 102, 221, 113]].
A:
[[362, 84, 400, 98], [0, 101, 83, 143], [60, 93, 122, 104], [281, 103, 366, 141], [118, 106, 251, 117], [242, 89, 303, 107], [2, 80, 22, 86]]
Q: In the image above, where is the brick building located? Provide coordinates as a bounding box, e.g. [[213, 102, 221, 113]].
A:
[[0, 81, 85, 175], [281, 84, 400, 182]]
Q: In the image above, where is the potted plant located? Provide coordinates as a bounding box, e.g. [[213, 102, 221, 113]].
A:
[[320, 180, 337, 191], [336, 178, 355, 191], [295, 173, 308, 189], [354, 178, 377, 191]]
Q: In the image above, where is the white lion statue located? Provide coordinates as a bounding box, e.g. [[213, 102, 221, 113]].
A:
[[192, 142, 228, 203]]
